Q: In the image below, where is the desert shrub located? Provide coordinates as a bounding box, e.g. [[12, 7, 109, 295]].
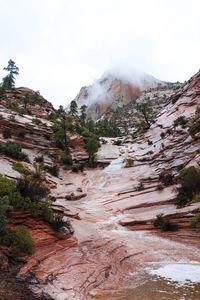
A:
[[0, 197, 12, 234], [113, 140, 122, 146], [48, 213, 66, 231], [153, 214, 178, 231], [34, 155, 44, 163], [0, 226, 34, 256], [157, 183, 164, 191], [124, 158, 134, 168], [160, 132, 165, 139], [0, 176, 15, 233], [174, 116, 188, 127], [0, 141, 29, 162], [136, 182, 144, 191], [42, 198, 70, 231], [8, 192, 40, 217], [0, 211, 8, 234], [9, 115, 16, 122], [6, 102, 30, 115], [161, 219, 179, 231], [190, 213, 200, 230], [189, 113, 200, 137], [44, 164, 59, 177], [71, 164, 84, 173], [16, 175, 49, 202], [42, 199, 54, 223], [32, 118, 42, 125], [2, 129, 12, 139], [147, 139, 153, 145], [60, 151, 73, 166], [159, 172, 174, 186], [12, 162, 29, 175], [17, 131, 25, 138], [176, 167, 200, 207], [0, 175, 15, 197], [166, 128, 172, 135]]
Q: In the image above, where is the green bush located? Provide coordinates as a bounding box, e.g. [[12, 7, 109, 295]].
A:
[[32, 118, 42, 125], [0, 175, 15, 197], [159, 172, 174, 186], [42, 199, 54, 223], [136, 182, 144, 191], [113, 140, 122, 146], [0, 141, 29, 162], [166, 128, 172, 135], [174, 116, 188, 127], [190, 213, 200, 230], [124, 158, 134, 168], [16, 175, 49, 202], [12, 162, 30, 175], [60, 151, 73, 166], [0, 197, 12, 234], [0, 226, 34, 256], [176, 167, 200, 207], [50, 213, 71, 232], [34, 155, 44, 163], [160, 132, 165, 139], [5, 102, 30, 115], [8, 192, 40, 217], [153, 214, 178, 231], [0, 211, 7, 234], [189, 114, 200, 137], [44, 164, 59, 177], [147, 139, 153, 145], [2, 129, 12, 139]]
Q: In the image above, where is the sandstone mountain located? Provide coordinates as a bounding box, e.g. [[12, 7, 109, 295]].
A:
[[71, 69, 180, 120]]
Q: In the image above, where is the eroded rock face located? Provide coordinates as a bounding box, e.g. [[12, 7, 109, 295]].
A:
[[71, 71, 167, 120], [0, 87, 55, 119], [0, 71, 200, 299]]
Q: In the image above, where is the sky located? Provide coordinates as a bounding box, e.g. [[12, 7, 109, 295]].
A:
[[0, 0, 200, 108]]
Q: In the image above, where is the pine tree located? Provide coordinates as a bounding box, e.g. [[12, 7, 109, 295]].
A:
[[86, 136, 99, 166], [134, 97, 154, 129], [69, 100, 78, 116], [80, 104, 87, 122], [2, 59, 19, 89]]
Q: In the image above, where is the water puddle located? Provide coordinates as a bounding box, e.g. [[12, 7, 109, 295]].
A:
[[148, 263, 200, 285], [105, 157, 124, 172], [90, 263, 200, 299]]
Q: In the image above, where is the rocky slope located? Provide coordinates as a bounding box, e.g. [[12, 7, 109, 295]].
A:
[[0, 70, 200, 300], [70, 69, 173, 120], [110, 82, 181, 133]]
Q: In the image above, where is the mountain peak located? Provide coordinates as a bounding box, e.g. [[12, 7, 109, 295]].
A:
[[70, 68, 166, 119]]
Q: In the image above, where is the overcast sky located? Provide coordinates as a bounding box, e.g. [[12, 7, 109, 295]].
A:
[[0, 0, 200, 107]]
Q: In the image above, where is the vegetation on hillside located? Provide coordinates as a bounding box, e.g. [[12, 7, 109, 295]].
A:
[[189, 108, 200, 138], [153, 214, 178, 231], [176, 166, 200, 207], [0, 166, 70, 257]]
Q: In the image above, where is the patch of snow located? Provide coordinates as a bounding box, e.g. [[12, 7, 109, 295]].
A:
[[148, 263, 200, 285]]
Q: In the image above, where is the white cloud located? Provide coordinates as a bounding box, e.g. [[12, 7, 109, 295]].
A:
[[0, 0, 200, 107]]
